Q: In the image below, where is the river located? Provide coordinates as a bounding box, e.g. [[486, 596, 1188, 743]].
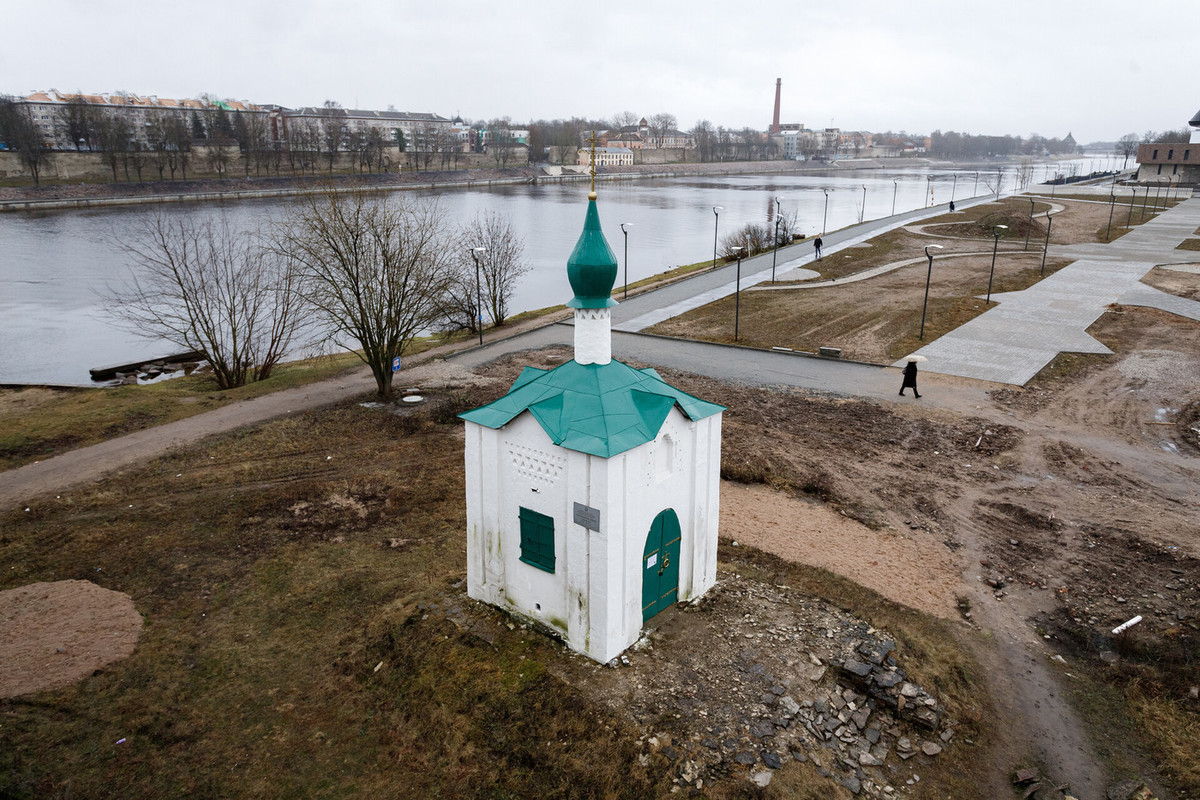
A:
[[0, 158, 1107, 385]]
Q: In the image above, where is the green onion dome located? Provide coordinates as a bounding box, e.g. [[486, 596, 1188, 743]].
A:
[[566, 193, 619, 309]]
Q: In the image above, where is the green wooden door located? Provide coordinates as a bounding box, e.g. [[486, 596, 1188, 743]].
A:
[[641, 509, 682, 622]]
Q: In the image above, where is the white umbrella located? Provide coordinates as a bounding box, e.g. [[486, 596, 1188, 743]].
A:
[[905, 355, 928, 363]]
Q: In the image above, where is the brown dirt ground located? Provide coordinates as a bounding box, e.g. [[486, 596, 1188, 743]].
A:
[[720, 482, 962, 619], [0, 580, 142, 698]]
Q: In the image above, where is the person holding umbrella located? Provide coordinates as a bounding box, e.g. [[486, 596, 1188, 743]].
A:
[[900, 355, 926, 398]]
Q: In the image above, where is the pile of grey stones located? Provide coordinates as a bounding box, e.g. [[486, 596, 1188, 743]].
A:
[[610, 574, 959, 797]]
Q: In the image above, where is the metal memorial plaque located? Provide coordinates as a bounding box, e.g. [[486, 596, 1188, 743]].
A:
[[573, 502, 600, 532]]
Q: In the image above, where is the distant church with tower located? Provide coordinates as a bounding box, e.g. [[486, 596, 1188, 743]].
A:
[[459, 149, 725, 663]]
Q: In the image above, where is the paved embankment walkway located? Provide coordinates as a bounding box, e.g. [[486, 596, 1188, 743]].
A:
[[903, 197, 1200, 385], [612, 194, 1004, 332]]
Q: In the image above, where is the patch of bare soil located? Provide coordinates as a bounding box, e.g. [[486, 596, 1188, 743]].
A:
[[721, 482, 962, 619], [0, 580, 143, 698], [1141, 264, 1200, 302], [0, 387, 64, 415]]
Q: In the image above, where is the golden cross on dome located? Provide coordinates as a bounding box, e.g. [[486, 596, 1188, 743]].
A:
[[587, 129, 599, 195]]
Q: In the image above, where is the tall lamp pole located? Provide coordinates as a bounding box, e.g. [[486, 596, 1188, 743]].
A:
[[919, 244, 944, 340], [712, 206, 723, 270], [1024, 198, 1035, 251], [822, 188, 830, 235], [1040, 213, 1053, 276], [927, 175, 933, 207], [891, 179, 898, 216], [995, 168, 1002, 199], [951, 173, 958, 205], [973, 171, 980, 198], [620, 222, 633, 299], [985, 225, 1008, 304], [771, 196, 782, 283], [470, 246, 486, 345], [860, 185, 867, 223], [1105, 190, 1117, 242], [731, 246, 745, 341], [1126, 188, 1137, 227]]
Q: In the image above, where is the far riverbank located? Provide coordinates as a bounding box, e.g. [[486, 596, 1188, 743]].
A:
[[0, 157, 979, 213]]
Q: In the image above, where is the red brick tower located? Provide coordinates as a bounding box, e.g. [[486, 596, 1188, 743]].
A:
[[770, 78, 781, 135]]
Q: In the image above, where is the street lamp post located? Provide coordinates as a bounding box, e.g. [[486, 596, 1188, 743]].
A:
[[771, 197, 782, 283], [919, 244, 944, 340], [860, 185, 866, 223], [822, 188, 830, 235], [731, 246, 745, 341], [995, 168, 1002, 199], [1105, 189, 1117, 242], [712, 206, 723, 270], [1040, 214, 1053, 276], [973, 171, 980, 198], [985, 225, 1008, 304], [1024, 197, 1035, 251], [620, 222, 633, 299], [1127, 188, 1137, 227], [951, 173, 958, 205], [891, 179, 898, 216], [470, 246, 486, 345], [927, 175, 933, 207]]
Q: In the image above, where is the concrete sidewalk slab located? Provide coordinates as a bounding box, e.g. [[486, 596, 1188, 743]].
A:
[[903, 198, 1200, 385]]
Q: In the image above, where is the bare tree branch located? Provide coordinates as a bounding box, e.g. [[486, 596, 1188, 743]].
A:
[[276, 190, 456, 398], [111, 213, 308, 389]]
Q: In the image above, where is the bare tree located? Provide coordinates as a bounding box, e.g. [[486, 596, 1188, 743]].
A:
[[609, 110, 639, 130], [1116, 133, 1139, 169], [277, 191, 456, 399], [113, 213, 307, 389], [59, 94, 102, 151], [648, 112, 678, 149], [318, 100, 348, 172], [721, 223, 772, 259], [444, 211, 529, 330], [0, 96, 54, 185], [489, 118, 516, 167], [94, 109, 132, 182]]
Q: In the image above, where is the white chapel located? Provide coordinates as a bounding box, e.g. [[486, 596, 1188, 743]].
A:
[[459, 183, 725, 664]]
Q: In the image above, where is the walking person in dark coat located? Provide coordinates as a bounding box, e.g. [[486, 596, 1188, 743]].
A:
[[813, 235, 823, 260], [899, 357, 921, 398]]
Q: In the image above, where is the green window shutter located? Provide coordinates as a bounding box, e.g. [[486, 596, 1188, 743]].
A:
[[519, 507, 556, 573]]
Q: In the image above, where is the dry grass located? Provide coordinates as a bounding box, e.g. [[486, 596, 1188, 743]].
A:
[[1176, 238, 1200, 252], [649, 255, 1068, 364], [0, 374, 997, 798], [0, 352, 362, 472], [0, 398, 672, 799]]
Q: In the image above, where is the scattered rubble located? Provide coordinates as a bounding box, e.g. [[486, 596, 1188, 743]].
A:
[[576, 572, 958, 797]]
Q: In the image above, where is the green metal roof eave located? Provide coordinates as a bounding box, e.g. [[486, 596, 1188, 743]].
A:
[[566, 295, 618, 309], [457, 358, 725, 457]]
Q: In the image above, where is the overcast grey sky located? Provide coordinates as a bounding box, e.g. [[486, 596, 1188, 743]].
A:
[[3, 0, 1193, 143]]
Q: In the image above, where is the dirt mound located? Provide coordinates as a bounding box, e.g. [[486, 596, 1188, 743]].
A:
[[0, 580, 143, 698]]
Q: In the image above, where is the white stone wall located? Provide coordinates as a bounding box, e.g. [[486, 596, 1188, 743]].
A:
[[464, 404, 723, 663], [573, 308, 612, 365]]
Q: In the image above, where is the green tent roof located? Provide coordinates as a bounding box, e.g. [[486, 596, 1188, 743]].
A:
[[566, 197, 619, 309], [459, 359, 724, 458]]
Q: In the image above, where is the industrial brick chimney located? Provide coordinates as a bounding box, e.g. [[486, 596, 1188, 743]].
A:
[[770, 78, 781, 135]]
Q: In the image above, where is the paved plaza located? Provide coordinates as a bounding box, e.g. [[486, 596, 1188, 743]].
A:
[[904, 197, 1200, 385]]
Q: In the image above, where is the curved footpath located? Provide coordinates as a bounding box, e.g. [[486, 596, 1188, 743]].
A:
[[5, 189, 1196, 507], [0, 195, 993, 507]]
